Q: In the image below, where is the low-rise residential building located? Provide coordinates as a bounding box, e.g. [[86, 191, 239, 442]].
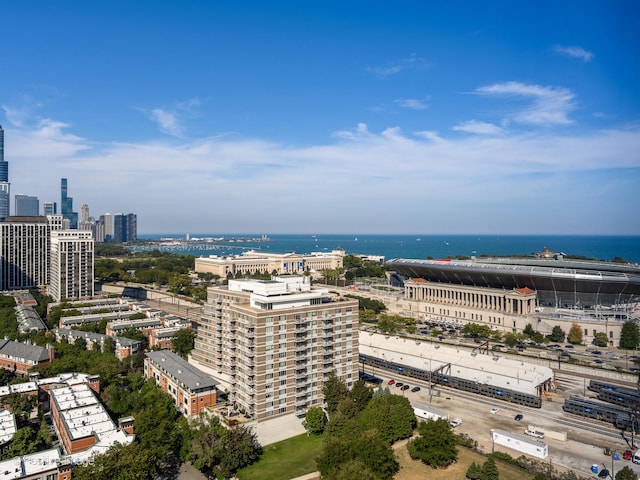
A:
[[49, 383, 134, 462], [0, 340, 55, 376], [145, 350, 218, 418], [0, 409, 17, 449], [53, 329, 143, 361], [0, 447, 73, 480]]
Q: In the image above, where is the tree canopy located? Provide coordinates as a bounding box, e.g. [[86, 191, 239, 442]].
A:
[[406, 418, 458, 469]]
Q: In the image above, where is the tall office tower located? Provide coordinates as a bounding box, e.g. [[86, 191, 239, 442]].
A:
[[0, 125, 10, 220], [60, 178, 78, 228], [42, 201, 57, 215], [0, 216, 51, 291], [15, 194, 40, 216], [48, 230, 94, 301], [80, 203, 89, 223], [102, 212, 113, 241], [113, 213, 137, 242], [191, 276, 359, 420], [94, 217, 105, 243]]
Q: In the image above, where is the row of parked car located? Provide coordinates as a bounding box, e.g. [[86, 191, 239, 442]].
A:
[[387, 379, 421, 393]]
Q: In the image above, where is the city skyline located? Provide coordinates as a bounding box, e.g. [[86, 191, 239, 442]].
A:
[[1, 2, 639, 235]]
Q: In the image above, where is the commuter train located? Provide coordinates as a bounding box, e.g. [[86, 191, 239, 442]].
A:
[[563, 395, 639, 430], [359, 355, 542, 408], [587, 380, 640, 409]]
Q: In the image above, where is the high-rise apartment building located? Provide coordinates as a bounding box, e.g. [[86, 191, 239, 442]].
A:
[[49, 230, 94, 301], [0, 215, 63, 291], [14, 194, 39, 216], [80, 203, 90, 223], [60, 178, 78, 229], [102, 213, 113, 241], [113, 213, 137, 243], [42, 201, 57, 216], [0, 125, 10, 220], [191, 276, 359, 420]]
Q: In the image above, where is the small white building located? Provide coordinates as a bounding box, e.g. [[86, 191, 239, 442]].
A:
[[412, 403, 449, 421], [491, 428, 548, 459]]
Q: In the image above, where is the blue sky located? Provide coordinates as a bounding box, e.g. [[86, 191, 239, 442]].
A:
[[1, 1, 639, 235]]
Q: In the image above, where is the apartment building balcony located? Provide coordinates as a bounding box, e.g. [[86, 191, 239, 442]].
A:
[[294, 341, 308, 352], [295, 368, 308, 379]]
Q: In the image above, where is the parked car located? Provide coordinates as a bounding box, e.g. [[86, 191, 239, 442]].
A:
[[388, 379, 395, 385], [401, 384, 410, 390], [450, 418, 462, 428], [514, 414, 523, 421], [624, 450, 633, 460], [524, 429, 545, 439], [411, 386, 421, 393], [490, 407, 499, 414], [395, 382, 404, 388]]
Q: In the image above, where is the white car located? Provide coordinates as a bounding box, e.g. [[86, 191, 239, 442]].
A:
[[450, 418, 462, 428], [490, 407, 499, 414], [524, 429, 545, 439]]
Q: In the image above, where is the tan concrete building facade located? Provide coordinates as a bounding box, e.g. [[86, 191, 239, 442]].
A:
[[373, 279, 625, 345], [191, 276, 359, 420], [194, 249, 345, 278]]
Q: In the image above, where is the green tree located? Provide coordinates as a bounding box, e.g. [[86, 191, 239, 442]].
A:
[[4, 427, 39, 459], [171, 328, 197, 358], [620, 320, 640, 349], [616, 465, 638, 480], [1, 393, 36, 428], [324, 371, 350, 414], [352, 428, 398, 480], [304, 406, 328, 435], [358, 394, 416, 444], [349, 379, 373, 413], [218, 425, 262, 477], [567, 323, 584, 344], [406, 418, 458, 468], [188, 416, 225, 471], [594, 332, 609, 347], [73, 443, 156, 480], [329, 459, 379, 480], [102, 336, 115, 354], [466, 461, 483, 480], [523, 324, 535, 337], [481, 456, 500, 480], [549, 326, 566, 342]]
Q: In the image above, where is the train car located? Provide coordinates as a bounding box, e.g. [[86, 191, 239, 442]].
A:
[[359, 356, 542, 408], [587, 380, 640, 409], [563, 395, 637, 430]]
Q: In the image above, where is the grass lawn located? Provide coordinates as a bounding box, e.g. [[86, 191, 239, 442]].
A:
[[395, 445, 537, 480], [236, 433, 324, 480]]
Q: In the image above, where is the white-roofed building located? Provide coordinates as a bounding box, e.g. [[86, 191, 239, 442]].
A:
[[49, 383, 134, 462], [359, 332, 554, 399], [0, 447, 72, 480], [0, 409, 16, 447]]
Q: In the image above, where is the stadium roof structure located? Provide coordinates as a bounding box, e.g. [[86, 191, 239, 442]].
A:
[[387, 258, 640, 307]]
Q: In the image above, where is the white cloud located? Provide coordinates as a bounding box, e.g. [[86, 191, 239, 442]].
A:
[[474, 81, 575, 125], [368, 53, 426, 78], [147, 108, 184, 137], [554, 45, 594, 62], [394, 98, 429, 110], [142, 98, 203, 137], [452, 120, 504, 135], [5, 117, 640, 235]]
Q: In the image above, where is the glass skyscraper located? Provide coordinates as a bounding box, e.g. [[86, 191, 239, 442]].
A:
[[60, 178, 78, 228], [0, 125, 10, 219]]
